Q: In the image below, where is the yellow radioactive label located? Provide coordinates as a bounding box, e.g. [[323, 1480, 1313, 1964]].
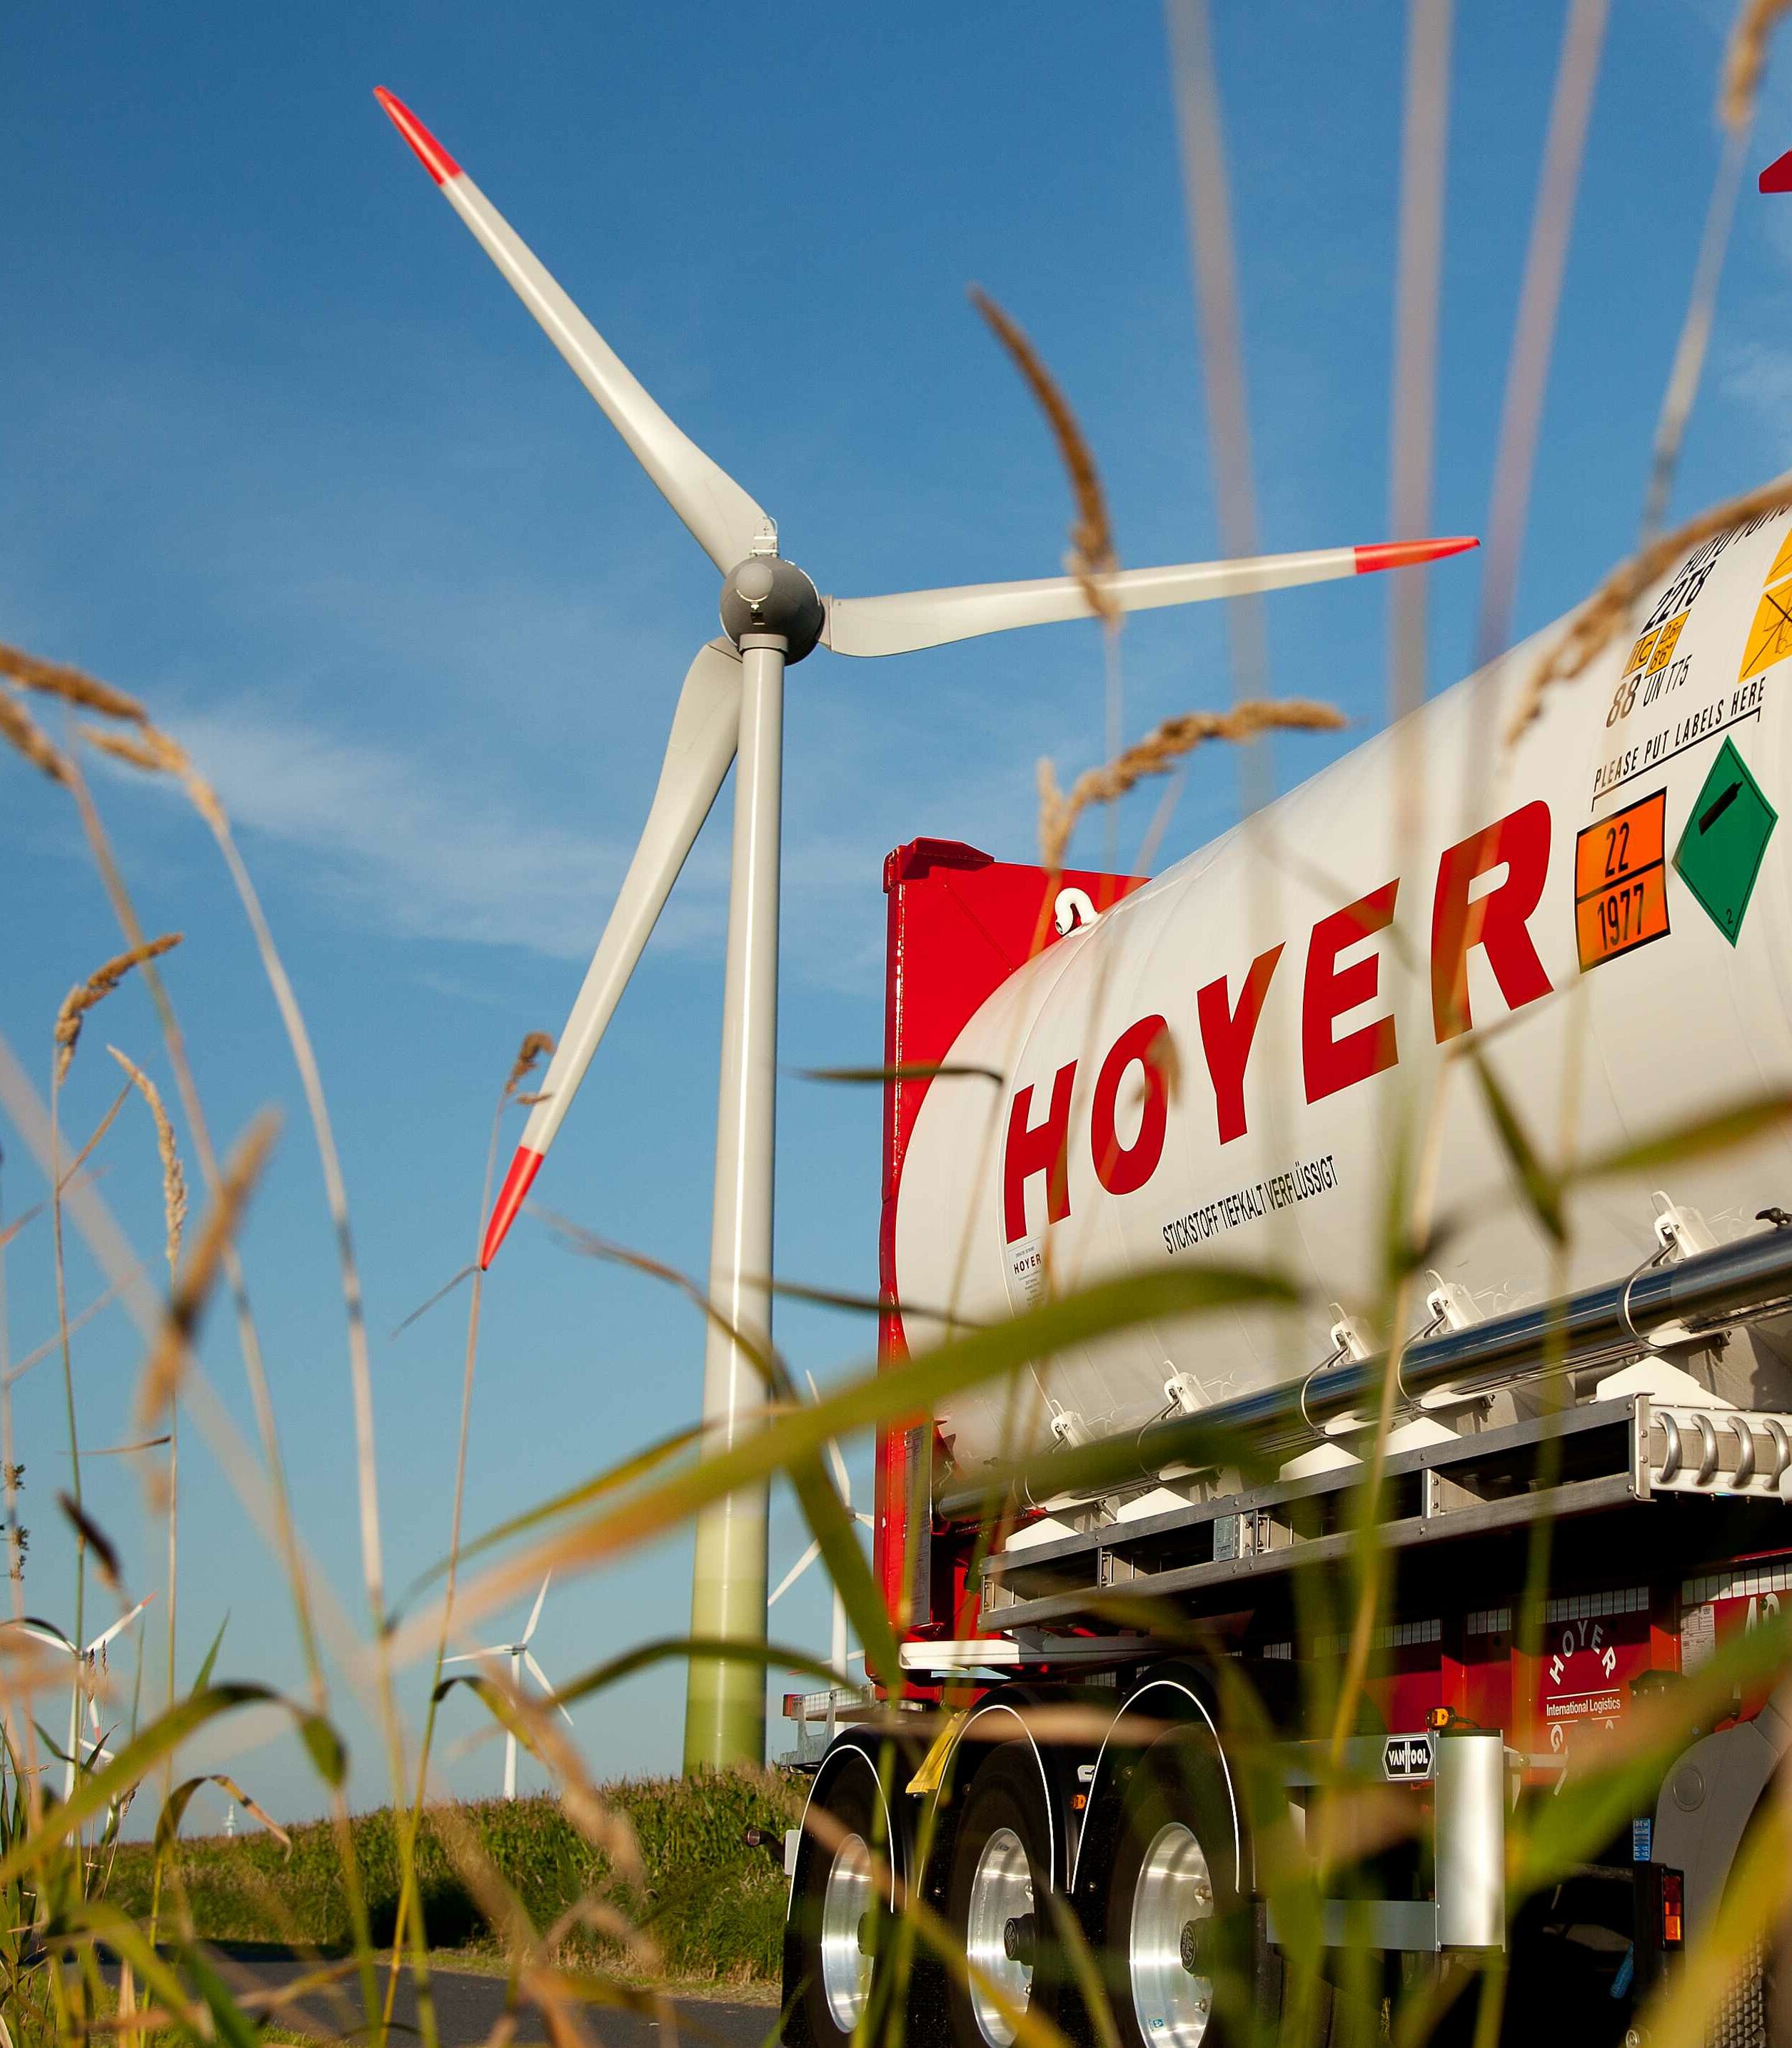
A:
[[1765, 528, 1792, 591]]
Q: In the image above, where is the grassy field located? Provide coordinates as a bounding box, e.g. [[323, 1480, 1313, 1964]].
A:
[[106, 1770, 802, 1990]]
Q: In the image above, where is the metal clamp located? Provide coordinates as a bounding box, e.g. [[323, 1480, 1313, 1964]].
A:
[[1767, 1419, 1791, 1490], [1732, 1417, 1757, 1490], [1691, 1411, 1718, 1487]]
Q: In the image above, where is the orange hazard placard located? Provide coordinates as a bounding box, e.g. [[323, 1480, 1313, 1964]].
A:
[[1576, 790, 1669, 970]]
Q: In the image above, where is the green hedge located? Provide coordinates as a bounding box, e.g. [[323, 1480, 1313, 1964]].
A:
[[106, 1769, 802, 1986]]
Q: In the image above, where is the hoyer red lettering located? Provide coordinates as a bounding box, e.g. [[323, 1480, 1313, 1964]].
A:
[[999, 803, 1555, 1243]]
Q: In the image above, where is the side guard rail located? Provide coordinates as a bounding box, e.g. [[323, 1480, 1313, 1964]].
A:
[[940, 1223, 1792, 1520]]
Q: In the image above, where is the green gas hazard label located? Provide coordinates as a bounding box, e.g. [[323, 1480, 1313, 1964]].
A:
[[1672, 736, 1777, 945]]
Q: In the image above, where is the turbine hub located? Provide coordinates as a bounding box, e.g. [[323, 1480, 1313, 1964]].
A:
[[720, 556, 825, 662]]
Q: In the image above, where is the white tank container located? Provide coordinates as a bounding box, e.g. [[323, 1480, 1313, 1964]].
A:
[[895, 508, 1792, 1472]]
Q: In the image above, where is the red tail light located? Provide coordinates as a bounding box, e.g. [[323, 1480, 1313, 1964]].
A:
[[1661, 1868, 1684, 1947]]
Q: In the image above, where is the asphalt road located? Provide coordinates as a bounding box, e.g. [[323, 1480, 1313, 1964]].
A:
[[124, 1947, 780, 2048]]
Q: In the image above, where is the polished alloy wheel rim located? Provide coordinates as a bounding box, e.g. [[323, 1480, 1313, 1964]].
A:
[[1129, 1820, 1216, 2047], [820, 1831, 874, 2031], [965, 1825, 1035, 2048]]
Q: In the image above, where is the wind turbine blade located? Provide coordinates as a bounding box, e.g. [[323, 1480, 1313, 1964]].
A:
[[822, 537, 1479, 659], [441, 1647, 507, 1667], [801, 1372, 853, 1502], [523, 1650, 575, 1725], [482, 640, 742, 1268], [6, 1620, 76, 1655], [374, 91, 773, 575], [768, 1540, 821, 1607], [522, 1575, 551, 1647], [825, 1437, 852, 1505], [86, 1594, 153, 1656]]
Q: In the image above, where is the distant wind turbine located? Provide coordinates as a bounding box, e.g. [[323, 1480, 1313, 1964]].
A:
[[443, 1575, 571, 1799], [6, 1597, 153, 1797]]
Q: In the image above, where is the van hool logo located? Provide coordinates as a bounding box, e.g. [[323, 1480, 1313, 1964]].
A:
[[1382, 1734, 1434, 1781]]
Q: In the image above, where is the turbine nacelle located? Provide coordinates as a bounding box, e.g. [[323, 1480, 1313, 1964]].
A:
[[721, 556, 825, 660]]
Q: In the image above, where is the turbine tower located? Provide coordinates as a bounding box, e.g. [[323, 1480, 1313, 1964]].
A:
[[374, 86, 1476, 1769]]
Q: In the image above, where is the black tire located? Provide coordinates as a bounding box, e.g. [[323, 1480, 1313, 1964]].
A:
[[789, 1751, 897, 2048], [945, 1744, 1067, 2048], [1101, 1728, 1247, 2048]]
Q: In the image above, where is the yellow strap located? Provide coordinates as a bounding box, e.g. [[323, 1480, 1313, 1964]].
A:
[[906, 1709, 967, 1796]]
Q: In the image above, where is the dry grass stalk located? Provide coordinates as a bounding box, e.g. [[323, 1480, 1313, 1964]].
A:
[[0, 641, 145, 723], [78, 721, 226, 833], [1508, 472, 1792, 744], [1037, 699, 1346, 870], [107, 1048, 188, 1282], [137, 1110, 280, 1428], [0, 689, 71, 785], [59, 1083, 132, 1192], [1721, 0, 1792, 129], [969, 286, 1119, 623], [505, 1031, 555, 1099], [54, 936, 181, 1086]]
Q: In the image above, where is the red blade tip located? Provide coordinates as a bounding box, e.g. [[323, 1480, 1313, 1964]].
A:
[[373, 88, 461, 185], [480, 1147, 543, 1270], [1761, 149, 1792, 194], [1354, 536, 1479, 575]]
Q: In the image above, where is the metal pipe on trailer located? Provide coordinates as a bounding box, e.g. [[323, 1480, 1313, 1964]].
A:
[[937, 1224, 1792, 1520]]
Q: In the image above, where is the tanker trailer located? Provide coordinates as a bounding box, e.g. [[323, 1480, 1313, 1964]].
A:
[[783, 505, 1792, 2048]]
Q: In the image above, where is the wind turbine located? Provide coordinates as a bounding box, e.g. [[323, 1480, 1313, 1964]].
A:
[[373, 86, 1477, 1770], [770, 1375, 873, 1746], [443, 1575, 572, 1800], [6, 1597, 153, 1797]]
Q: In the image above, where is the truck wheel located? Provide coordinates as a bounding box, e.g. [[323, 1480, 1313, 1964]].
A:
[[946, 1745, 1063, 2048], [790, 1752, 893, 2048], [1103, 1730, 1244, 2048]]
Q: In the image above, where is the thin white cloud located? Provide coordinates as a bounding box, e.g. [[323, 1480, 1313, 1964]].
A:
[[166, 709, 730, 963], [1721, 341, 1792, 461]]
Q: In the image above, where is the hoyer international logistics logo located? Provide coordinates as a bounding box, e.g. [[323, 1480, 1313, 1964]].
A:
[[1000, 801, 1553, 1249]]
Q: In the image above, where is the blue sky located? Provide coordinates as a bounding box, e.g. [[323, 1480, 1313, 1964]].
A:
[[1, 2, 1787, 1818]]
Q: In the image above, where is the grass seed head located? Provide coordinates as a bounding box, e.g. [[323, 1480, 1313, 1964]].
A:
[[55, 936, 182, 1086], [138, 1110, 279, 1427], [505, 1031, 556, 1100], [1037, 699, 1347, 870], [79, 721, 227, 833], [108, 1046, 188, 1283], [970, 284, 1120, 623], [0, 641, 145, 723], [0, 689, 71, 785]]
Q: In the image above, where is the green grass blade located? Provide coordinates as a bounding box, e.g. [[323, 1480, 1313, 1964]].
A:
[[1470, 1050, 1564, 1243], [436, 1258, 1299, 1606]]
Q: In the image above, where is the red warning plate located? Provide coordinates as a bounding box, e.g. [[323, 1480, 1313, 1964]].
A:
[[1576, 790, 1669, 970]]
